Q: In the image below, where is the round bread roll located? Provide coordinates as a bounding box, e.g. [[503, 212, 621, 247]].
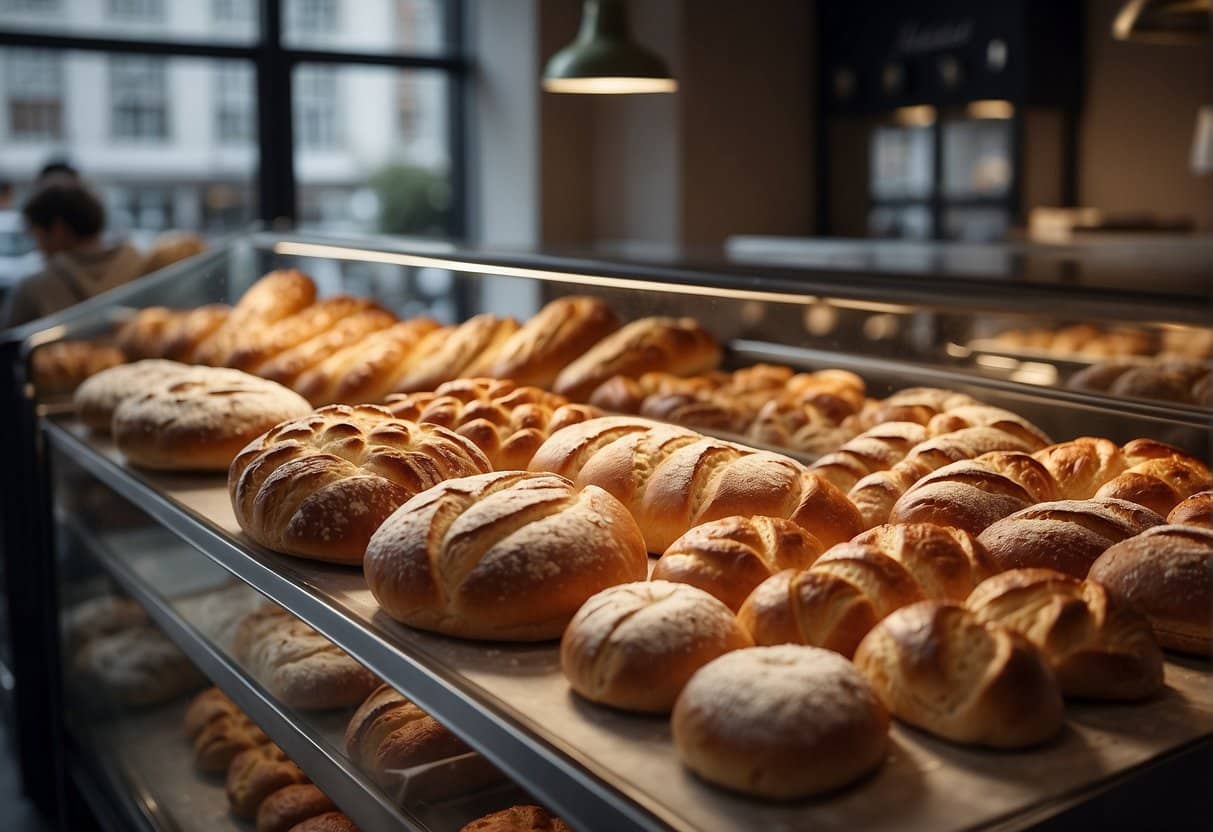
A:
[[1033, 437, 1129, 500], [860, 386, 980, 429], [853, 601, 1064, 748], [256, 785, 337, 832], [364, 471, 648, 641], [1169, 489, 1213, 529], [229, 405, 490, 563], [1089, 524, 1213, 655], [73, 359, 192, 433], [112, 367, 314, 471], [651, 516, 824, 612], [966, 568, 1164, 701], [561, 581, 751, 713], [978, 498, 1164, 577], [344, 685, 470, 788], [71, 625, 205, 707], [226, 744, 309, 819], [1095, 450, 1213, 517], [115, 306, 183, 360], [287, 813, 357, 832], [671, 645, 888, 799], [460, 806, 571, 832]]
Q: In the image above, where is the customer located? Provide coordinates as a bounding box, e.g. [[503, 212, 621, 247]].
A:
[[1, 178, 143, 328]]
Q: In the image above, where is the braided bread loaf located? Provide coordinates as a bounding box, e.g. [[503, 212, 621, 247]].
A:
[[528, 417, 863, 552], [229, 404, 491, 563], [966, 569, 1164, 700], [364, 471, 648, 640], [384, 378, 601, 470], [738, 523, 993, 657], [853, 601, 1064, 747]]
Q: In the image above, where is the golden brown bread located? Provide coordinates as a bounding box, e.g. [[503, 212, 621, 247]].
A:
[[344, 685, 471, 789], [808, 421, 929, 493], [194, 712, 271, 774], [30, 340, 127, 396], [640, 388, 752, 434], [460, 806, 571, 832], [853, 601, 1064, 748], [651, 516, 824, 612], [1033, 437, 1130, 500], [552, 317, 722, 401], [292, 319, 442, 406], [257, 307, 397, 387], [978, 497, 1164, 577], [1094, 440, 1213, 516], [287, 813, 358, 832], [889, 450, 1060, 535], [364, 471, 648, 641], [229, 404, 490, 563], [184, 687, 238, 739], [226, 744, 308, 818], [925, 404, 1051, 446], [139, 231, 206, 276], [1169, 490, 1213, 528], [115, 306, 183, 360], [1088, 524, 1213, 655], [671, 645, 888, 799], [225, 296, 374, 373], [161, 304, 232, 363], [256, 785, 336, 832], [783, 369, 867, 421], [528, 417, 864, 553], [745, 399, 857, 457], [855, 386, 980, 430], [390, 313, 521, 394], [74, 359, 193, 432], [966, 568, 1164, 700], [560, 581, 752, 713], [470, 295, 620, 388], [197, 270, 318, 366]]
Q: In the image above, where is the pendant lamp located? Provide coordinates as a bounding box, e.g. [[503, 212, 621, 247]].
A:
[[542, 0, 677, 94]]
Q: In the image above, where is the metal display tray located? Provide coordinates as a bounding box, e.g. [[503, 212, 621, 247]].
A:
[[44, 418, 1213, 832]]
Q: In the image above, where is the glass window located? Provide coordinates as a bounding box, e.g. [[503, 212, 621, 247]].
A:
[[1, 0, 258, 44], [110, 56, 169, 141], [4, 48, 64, 141], [108, 0, 164, 20], [870, 125, 934, 201], [286, 0, 339, 38], [294, 65, 340, 150], [0, 0, 59, 11], [215, 63, 254, 145], [284, 0, 451, 55], [943, 119, 1013, 199]]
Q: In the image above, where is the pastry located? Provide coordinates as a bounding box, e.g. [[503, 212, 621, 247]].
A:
[[1093, 438, 1213, 516], [226, 743, 308, 818], [195, 711, 271, 774], [1032, 437, 1130, 500], [73, 359, 192, 432], [459, 806, 571, 832]]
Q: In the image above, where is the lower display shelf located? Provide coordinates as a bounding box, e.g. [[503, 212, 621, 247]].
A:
[[45, 418, 1213, 832]]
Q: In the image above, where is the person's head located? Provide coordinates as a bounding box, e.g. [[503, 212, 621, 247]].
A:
[[36, 159, 79, 184], [22, 179, 106, 255]]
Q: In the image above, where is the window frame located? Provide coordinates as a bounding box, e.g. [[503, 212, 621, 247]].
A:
[[0, 0, 469, 235], [4, 46, 64, 141]]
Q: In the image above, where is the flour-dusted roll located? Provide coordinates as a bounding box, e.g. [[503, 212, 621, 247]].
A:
[[889, 451, 1060, 535], [651, 516, 824, 612], [672, 645, 888, 799], [257, 307, 398, 388], [1089, 524, 1213, 655], [853, 601, 1064, 748], [553, 317, 722, 401], [196, 269, 318, 366], [229, 404, 490, 563], [256, 785, 336, 832], [391, 313, 521, 394], [469, 295, 621, 388], [344, 685, 473, 790], [529, 416, 864, 553], [112, 367, 314, 471], [561, 581, 751, 713], [966, 569, 1164, 700], [74, 359, 193, 432], [365, 471, 648, 641], [1169, 489, 1213, 528], [72, 625, 205, 707], [808, 421, 929, 493], [225, 295, 375, 373], [226, 743, 309, 819], [232, 605, 380, 709], [161, 304, 232, 363], [978, 497, 1164, 577], [292, 319, 443, 406]]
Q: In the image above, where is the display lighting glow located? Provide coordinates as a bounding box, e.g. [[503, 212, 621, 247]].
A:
[[966, 99, 1016, 119], [543, 76, 678, 94], [893, 105, 937, 127]]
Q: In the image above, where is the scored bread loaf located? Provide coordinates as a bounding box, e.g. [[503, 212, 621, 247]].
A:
[[966, 569, 1164, 700], [1089, 524, 1213, 655], [745, 399, 857, 457], [257, 307, 397, 387], [384, 378, 601, 470], [460, 806, 572, 832], [229, 404, 490, 563], [1169, 489, 1213, 528], [737, 523, 992, 657], [469, 295, 620, 388], [552, 317, 722, 401], [344, 685, 473, 790], [561, 581, 752, 713], [528, 417, 864, 553], [74, 359, 193, 432], [113, 367, 314, 471], [292, 319, 442, 406], [115, 307, 184, 360], [641, 388, 752, 435], [808, 421, 929, 493], [671, 645, 888, 799], [978, 497, 1164, 577], [225, 296, 374, 373], [31, 340, 126, 396], [226, 743, 309, 819], [364, 471, 648, 641], [853, 386, 980, 430], [390, 313, 520, 394], [651, 515, 824, 612], [888, 451, 1060, 535], [783, 369, 867, 421], [256, 785, 336, 832], [853, 601, 1064, 748], [1032, 437, 1129, 500], [925, 405, 1051, 445], [232, 605, 380, 710], [196, 270, 318, 366], [161, 304, 232, 363], [1093, 439, 1213, 516]]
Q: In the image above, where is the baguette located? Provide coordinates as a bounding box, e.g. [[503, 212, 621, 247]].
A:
[[390, 313, 520, 394], [225, 296, 373, 372], [257, 307, 397, 387], [196, 270, 317, 366], [292, 319, 442, 406]]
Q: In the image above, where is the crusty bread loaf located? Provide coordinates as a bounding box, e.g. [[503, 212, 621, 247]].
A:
[[384, 378, 601, 470], [292, 319, 442, 406], [470, 295, 620, 388], [195, 711, 271, 774], [553, 317, 722, 401], [365, 471, 648, 641], [641, 389, 752, 434], [229, 404, 490, 563], [652, 516, 824, 611], [926, 404, 1051, 446], [391, 313, 520, 394], [746, 399, 857, 457], [966, 569, 1164, 700], [256, 785, 336, 832], [853, 601, 1064, 748], [889, 451, 1060, 535], [31, 340, 126, 396], [344, 685, 472, 790], [257, 307, 397, 387], [672, 645, 888, 799], [63, 596, 147, 653], [161, 304, 232, 363], [113, 367, 313, 471], [1094, 442, 1213, 517], [1089, 524, 1213, 655], [116, 306, 184, 360], [196, 270, 318, 366], [855, 386, 980, 430], [226, 743, 308, 819], [529, 417, 864, 553], [808, 421, 929, 493], [561, 581, 751, 713], [978, 497, 1164, 577], [232, 605, 379, 710], [1169, 489, 1213, 528], [783, 369, 867, 420], [460, 806, 571, 832], [287, 813, 358, 832], [737, 523, 990, 657], [1033, 437, 1130, 500], [74, 359, 192, 432], [225, 296, 374, 373]]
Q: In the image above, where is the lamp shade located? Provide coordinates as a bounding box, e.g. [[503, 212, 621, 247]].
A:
[[542, 0, 677, 94]]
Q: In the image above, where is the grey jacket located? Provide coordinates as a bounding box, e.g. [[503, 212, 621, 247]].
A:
[[1, 241, 144, 329]]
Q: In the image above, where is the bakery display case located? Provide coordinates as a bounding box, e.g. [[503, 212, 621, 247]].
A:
[[2, 232, 1211, 831]]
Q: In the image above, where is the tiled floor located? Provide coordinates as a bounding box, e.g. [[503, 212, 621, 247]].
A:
[[0, 721, 48, 832]]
